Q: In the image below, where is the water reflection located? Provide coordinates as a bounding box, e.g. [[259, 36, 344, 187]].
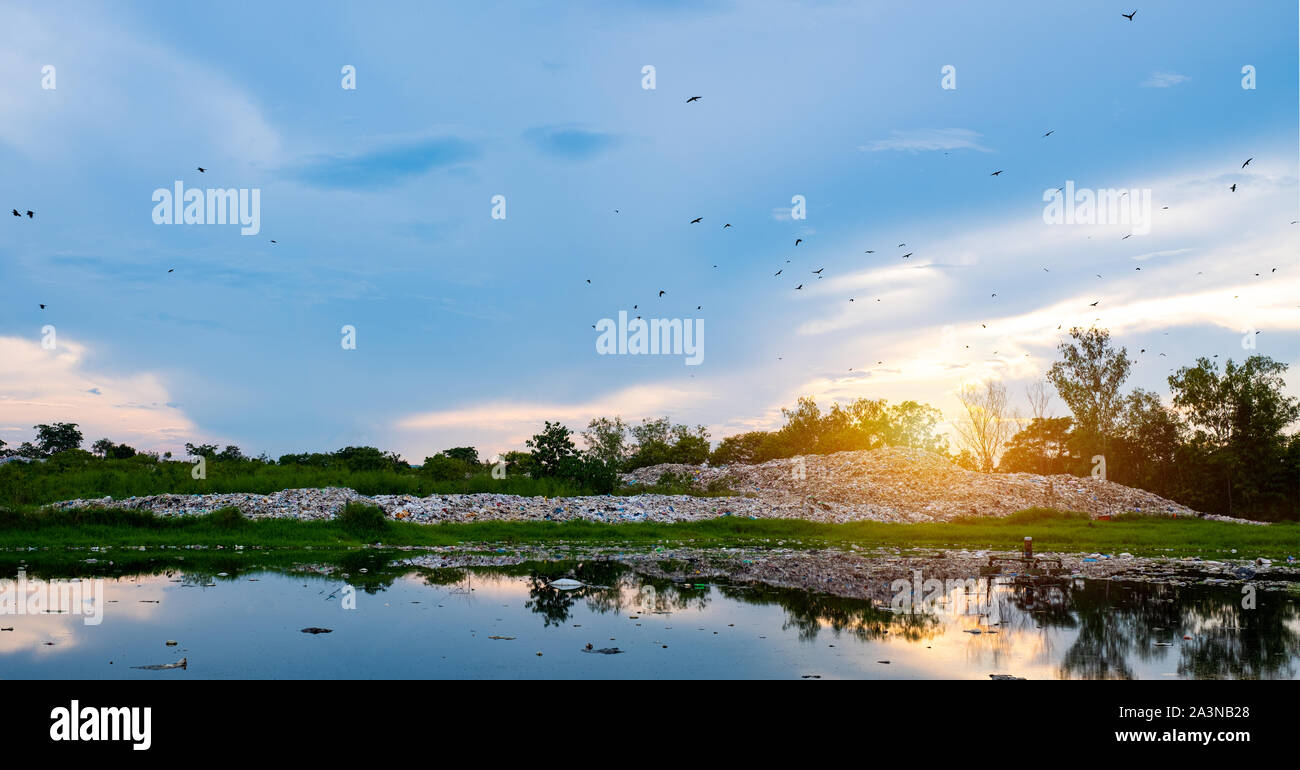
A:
[[1, 554, 1295, 679]]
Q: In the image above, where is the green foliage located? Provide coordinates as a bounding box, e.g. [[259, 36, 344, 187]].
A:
[[421, 454, 473, 481], [706, 397, 947, 465], [33, 422, 83, 456], [438, 446, 480, 466], [1047, 327, 1132, 460], [205, 506, 248, 529], [526, 421, 578, 477], [336, 501, 388, 536], [998, 417, 1076, 475]]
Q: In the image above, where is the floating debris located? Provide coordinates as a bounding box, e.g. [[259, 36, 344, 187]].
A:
[[300, 627, 333, 634], [132, 658, 187, 670]]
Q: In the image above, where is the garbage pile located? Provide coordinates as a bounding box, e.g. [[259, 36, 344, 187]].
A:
[[52, 447, 1215, 524], [621, 446, 1205, 522]]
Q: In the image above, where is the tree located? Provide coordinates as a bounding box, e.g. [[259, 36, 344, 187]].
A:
[[999, 417, 1075, 475], [953, 381, 1015, 472], [710, 431, 770, 465], [1047, 327, 1131, 462], [526, 421, 577, 477], [440, 447, 480, 466], [34, 423, 83, 455], [185, 442, 219, 459], [1169, 356, 1299, 516], [1110, 389, 1181, 495], [421, 454, 472, 481], [884, 400, 948, 453], [582, 417, 630, 467], [91, 438, 115, 458]]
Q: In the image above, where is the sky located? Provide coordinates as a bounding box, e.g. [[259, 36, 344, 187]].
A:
[[1, 0, 1297, 462]]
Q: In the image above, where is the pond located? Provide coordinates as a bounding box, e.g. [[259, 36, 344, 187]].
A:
[[2, 556, 1297, 679]]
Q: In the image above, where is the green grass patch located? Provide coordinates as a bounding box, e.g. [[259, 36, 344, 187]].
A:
[[1, 505, 1297, 559]]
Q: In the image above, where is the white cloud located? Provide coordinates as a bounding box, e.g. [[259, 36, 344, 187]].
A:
[[0, 336, 197, 453], [858, 128, 991, 153], [1142, 72, 1190, 88]]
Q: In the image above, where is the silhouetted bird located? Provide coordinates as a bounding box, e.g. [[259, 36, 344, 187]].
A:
[[197, 167, 206, 172], [1122, 10, 1136, 21], [795, 284, 803, 290], [686, 96, 701, 103], [690, 217, 702, 224], [658, 290, 665, 297], [1230, 184, 1237, 192], [1043, 130, 1054, 137], [1242, 158, 1253, 168], [812, 268, 823, 274], [39, 304, 45, 309], [10, 209, 17, 217], [990, 170, 1004, 176], [723, 223, 731, 228], [25, 211, 33, 219], [794, 239, 802, 246]]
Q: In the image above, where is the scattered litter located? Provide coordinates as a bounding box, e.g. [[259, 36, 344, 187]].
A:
[[132, 658, 187, 670]]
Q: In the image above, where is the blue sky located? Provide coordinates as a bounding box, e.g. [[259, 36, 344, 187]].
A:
[[1, 0, 1297, 460]]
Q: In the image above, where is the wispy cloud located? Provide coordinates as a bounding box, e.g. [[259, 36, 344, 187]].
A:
[[523, 125, 623, 160], [858, 128, 991, 153], [1142, 71, 1190, 88], [287, 136, 481, 189], [0, 336, 197, 452]]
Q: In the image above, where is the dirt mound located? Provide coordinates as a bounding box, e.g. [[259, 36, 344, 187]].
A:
[[620, 446, 1201, 522]]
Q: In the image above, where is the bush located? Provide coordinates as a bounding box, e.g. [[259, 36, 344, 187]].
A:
[[205, 506, 248, 529], [336, 501, 388, 535]]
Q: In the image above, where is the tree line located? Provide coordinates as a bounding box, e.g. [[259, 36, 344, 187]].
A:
[[3, 326, 1295, 518]]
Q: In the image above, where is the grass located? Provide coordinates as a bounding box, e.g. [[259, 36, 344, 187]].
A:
[[0, 457, 591, 508], [1, 505, 1297, 559]]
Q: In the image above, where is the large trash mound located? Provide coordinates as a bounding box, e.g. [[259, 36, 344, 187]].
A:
[[52, 447, 1219, 524], [620, 446, 1204, 522]]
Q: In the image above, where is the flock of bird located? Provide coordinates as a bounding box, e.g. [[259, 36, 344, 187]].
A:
[[581, 9, 1289, 373], [11, 8, 1289, 376]]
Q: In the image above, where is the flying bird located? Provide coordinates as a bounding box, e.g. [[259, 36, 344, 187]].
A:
[[686, 96, 702, 103], [864, 250, 874, 254], [1043, 130, 1054, 137], [690, 217, 702, 224], [723, 223, 731, 228], [901, 253, 912, 259], [812, 268, 823, 274], [39, 304, 45, 309], [1242, 158, 1253, 168], [794, 239, 802, 246], [196, 167, 206, 173], [795, 284, 803, 290], [1122, 10, 1136, 21], [990, 170, 1004, 176], [168, 269, 174, 273], [658, 290, 665, 297], [1089, 300, 1100, 307], [10, 209, 18, 217], [774, 269, 782, 276], [1230, 184, 1237, 192]]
